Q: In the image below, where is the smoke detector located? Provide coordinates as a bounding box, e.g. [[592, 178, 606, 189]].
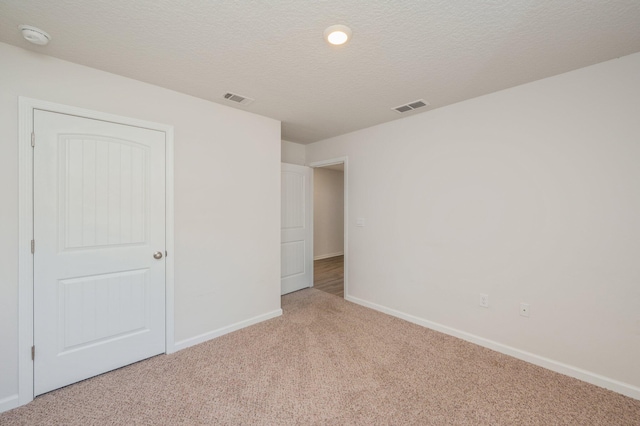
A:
[[392, 99, 430, 114], [19, 25, 51, 46]]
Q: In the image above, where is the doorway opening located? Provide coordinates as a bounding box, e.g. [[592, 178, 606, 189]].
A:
[[311, 160, 346, 298]]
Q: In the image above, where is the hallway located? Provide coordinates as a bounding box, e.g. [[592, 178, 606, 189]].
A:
[[313, 255, 344, 297]]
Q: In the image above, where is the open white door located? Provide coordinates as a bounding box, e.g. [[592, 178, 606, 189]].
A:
[[281, 163, 312, 295], [33, 110, 166, 395]]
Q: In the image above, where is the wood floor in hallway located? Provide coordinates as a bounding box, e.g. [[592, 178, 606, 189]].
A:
[[313, 255, 344, 297]]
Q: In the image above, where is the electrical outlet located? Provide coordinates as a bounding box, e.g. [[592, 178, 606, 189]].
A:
[[479, 293, 489, 308], [520, 303, 530, 317]]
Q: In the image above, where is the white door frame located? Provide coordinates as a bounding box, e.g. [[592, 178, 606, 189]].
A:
[[308, 157, 348, 297], [17, 97, 175, 407]]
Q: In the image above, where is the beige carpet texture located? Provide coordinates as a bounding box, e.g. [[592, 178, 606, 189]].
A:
[[2, 288, 639, 425]]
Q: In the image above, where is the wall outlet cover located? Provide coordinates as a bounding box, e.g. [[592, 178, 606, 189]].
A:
[[480, 293, 489, 308]]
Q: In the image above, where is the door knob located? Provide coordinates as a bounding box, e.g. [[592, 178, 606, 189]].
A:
[[153, 251, 163, 260]]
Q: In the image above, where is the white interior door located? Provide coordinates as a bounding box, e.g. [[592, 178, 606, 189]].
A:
[[33, 110, 166, 396], [281, 163, 312, 295]]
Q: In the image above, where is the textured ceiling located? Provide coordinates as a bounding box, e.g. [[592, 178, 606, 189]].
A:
[[2, 1, 640, 144]]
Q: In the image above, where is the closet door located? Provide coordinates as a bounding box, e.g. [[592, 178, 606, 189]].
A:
[[33, 109, 166, 395]]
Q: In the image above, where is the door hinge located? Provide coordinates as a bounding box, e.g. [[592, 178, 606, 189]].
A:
[[31, 132, 35, 147], [31, 239, 35, 254], [31, 346, 35, 361]]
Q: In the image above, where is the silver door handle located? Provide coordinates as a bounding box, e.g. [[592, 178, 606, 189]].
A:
[[153, 251, 163, 260]]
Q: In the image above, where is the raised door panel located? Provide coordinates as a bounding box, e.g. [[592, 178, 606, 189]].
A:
[[59, 269, 149, 351], [59, 136, 148, 250]]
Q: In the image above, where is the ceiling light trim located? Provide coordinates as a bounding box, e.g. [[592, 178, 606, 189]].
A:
[[324, 24, 352, 46]]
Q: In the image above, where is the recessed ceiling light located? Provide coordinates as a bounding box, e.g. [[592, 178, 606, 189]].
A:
[[19, 25, 51, 46], [324, 25, 352, 46]]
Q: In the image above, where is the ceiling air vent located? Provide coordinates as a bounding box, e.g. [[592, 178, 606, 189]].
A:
[[392, 99, 429, 114], [223, 92, 255, 106]]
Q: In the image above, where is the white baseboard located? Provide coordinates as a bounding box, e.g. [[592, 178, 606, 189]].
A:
[[314, 251, 344, 261], [0, 394, 20, 414], [345, 295, 640, 401], [173, 309, 283, 352]]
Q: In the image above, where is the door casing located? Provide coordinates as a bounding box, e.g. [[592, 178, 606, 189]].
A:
[[17, 97, 175, 407]]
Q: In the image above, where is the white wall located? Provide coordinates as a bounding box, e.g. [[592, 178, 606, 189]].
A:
[[306, 53, 640, 397], [281, 140, 305, 165], [313, 168, 344, 259], [0, 42, 281, 408]]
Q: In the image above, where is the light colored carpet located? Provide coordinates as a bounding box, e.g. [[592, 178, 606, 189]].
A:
[[2, 288, 639, 425]]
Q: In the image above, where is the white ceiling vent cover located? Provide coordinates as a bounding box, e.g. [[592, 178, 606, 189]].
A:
[[392, 99, 429, 114], [223, 92, 255, 106]]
